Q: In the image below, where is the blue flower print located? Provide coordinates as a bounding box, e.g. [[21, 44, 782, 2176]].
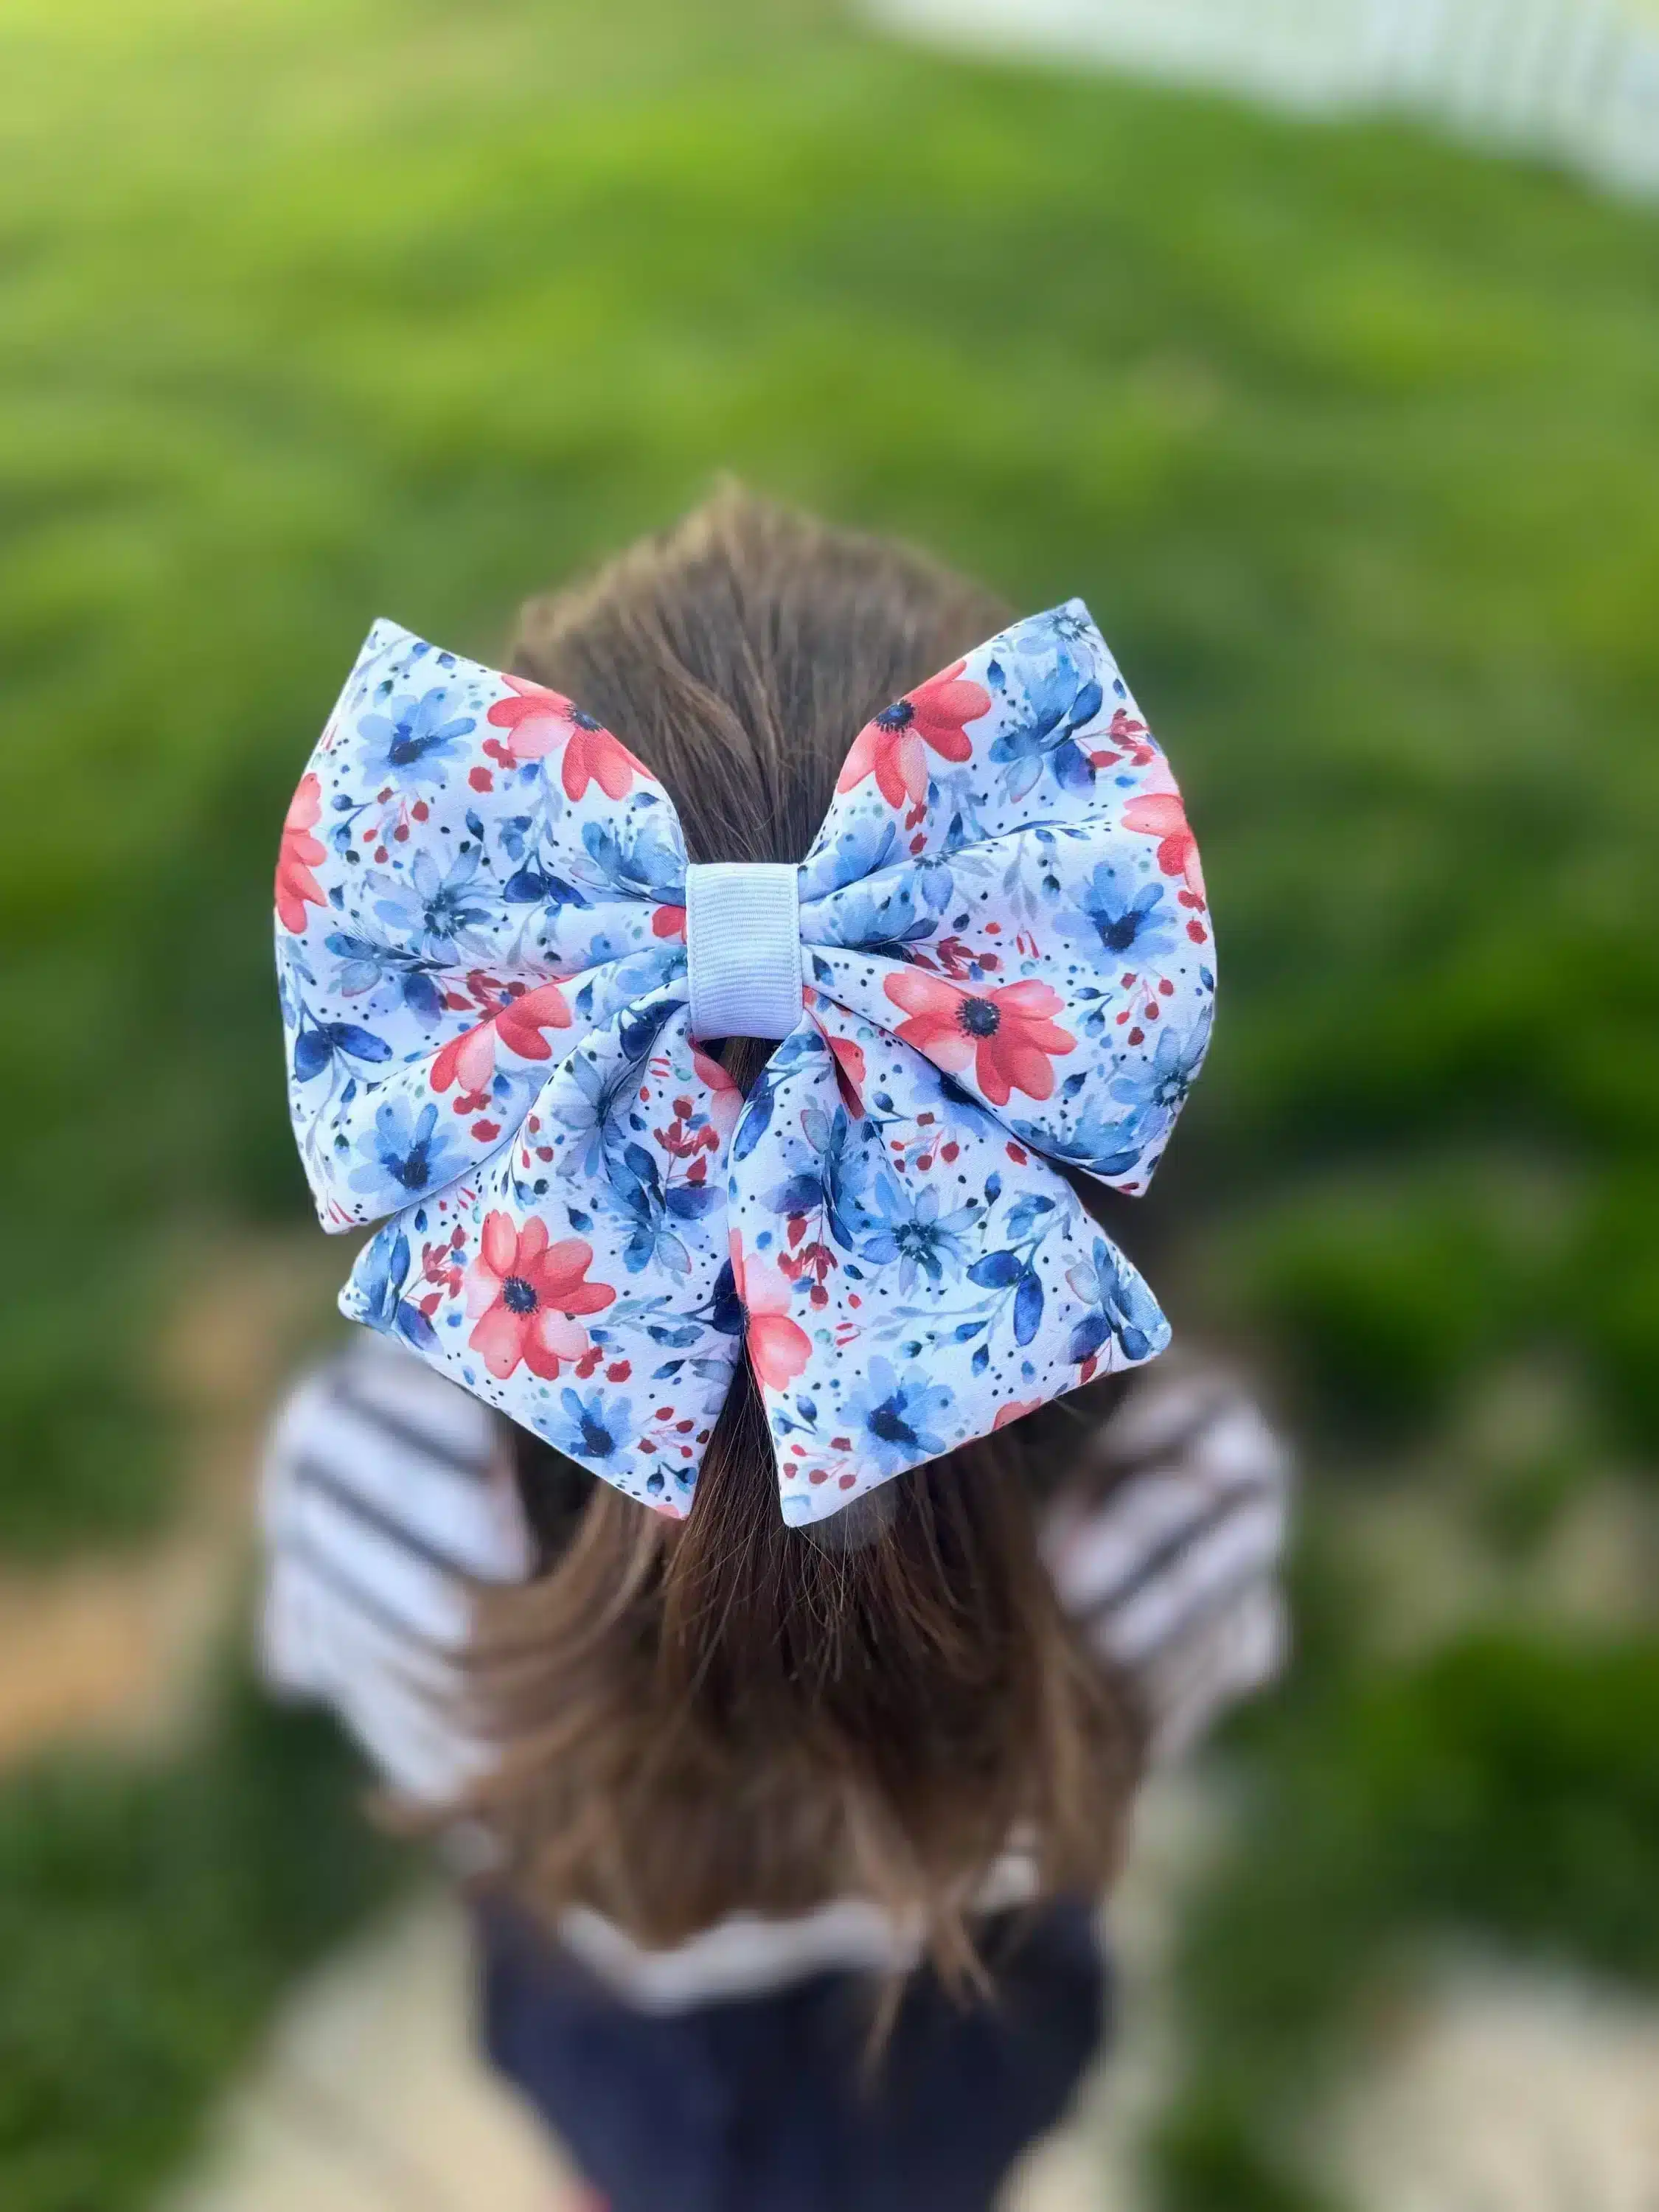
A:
[[730, 1025, 824, 1165], [766, 1103, 871, 1245], [798, 815, 907, 903], [356, 686, 476, 791], [287, 989, 394, 1084], [1057, 863, 1177, 964], [551, 997, 681, 1185], [501, 852, 593, 917], [809, 860, 953, 961], [1034, 1097, 1148, 1182], [987, 641, 1105, 801], [608, 1141, 717, 1277], [540, 1387, 633, 1468], [858, 1175, 978, 1290], [1108, 1007, 1213, 1153], [838, 1358, 953, 1480], [375, 846, 498, 962], [1030, 603, 1096, 650], [930, 1071, 1004, 1144], [1065, 1237, 1166, 1367], [579, 815, 686, 905], [550, 1048, 625, 1181], [324, 929, 447, 1023], [350, 1097, 465, 1200], [351, 1224, 439, 1353]]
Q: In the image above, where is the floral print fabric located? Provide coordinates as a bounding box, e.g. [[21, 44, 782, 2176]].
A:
[[276, 602, 1214, 1524]]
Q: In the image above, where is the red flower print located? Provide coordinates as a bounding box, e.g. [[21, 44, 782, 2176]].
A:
[[431, 1023, 495, 1100], [692, 1048, 743, 1142], [486, 675, 647, 800], [883, 973, 1076, 1107], [1122, 790, 1206, 903], [493, 979, 573, 1058], [731, 1238, 811, 1392], [993, 1398, 1044, 1431], [820, 1029, 867, 1116], [561, 718, 647, 802], [836, 660, 991, 810], [431, 980, 571, 1098], [652, 904, 686, 942], [276, 773, 327, 933], [466, 1212, 615, 1380], [791, 1457, 860, 1495], [484, 676, 577, 763]]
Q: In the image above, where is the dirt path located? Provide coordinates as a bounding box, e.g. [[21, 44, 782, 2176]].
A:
[[0, 1237, 342, 1769]]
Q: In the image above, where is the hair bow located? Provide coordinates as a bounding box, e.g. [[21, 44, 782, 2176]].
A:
[[276, 602, 1214, 1524]]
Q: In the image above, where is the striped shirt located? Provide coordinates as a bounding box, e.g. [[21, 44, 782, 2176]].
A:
[[260, 1334, 1291, 2003]]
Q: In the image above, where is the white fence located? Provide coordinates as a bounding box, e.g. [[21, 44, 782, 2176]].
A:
[[864, 0, 1659, 198]]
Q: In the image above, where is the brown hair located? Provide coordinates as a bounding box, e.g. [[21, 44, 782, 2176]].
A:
[[459, 489, 1143, 1976]]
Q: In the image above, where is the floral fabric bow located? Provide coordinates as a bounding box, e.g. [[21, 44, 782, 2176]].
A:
[[276, 602, 1214, 1523]]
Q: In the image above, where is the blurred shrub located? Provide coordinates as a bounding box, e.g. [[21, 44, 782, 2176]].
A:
[[1155, 2100, 1340, 2212], [1579, 1169, 1659, 1461], [0, 1674, 400, 2212], [1152, 1630, 1659, 2205], [1223, 1171, 1557, 1445], [0, 1271, 171, 1554]]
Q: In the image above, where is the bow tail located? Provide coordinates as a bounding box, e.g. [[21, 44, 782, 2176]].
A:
[[341, 990, 743, 1518], [726, 998, 1169, 1527]]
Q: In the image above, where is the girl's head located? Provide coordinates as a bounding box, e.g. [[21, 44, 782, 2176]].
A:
[[462, 489, 1144, 1963]]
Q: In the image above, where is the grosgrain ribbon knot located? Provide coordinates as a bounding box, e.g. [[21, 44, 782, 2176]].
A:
[[276, 601, 1215, 1524], [684, 863, 804, 1043]]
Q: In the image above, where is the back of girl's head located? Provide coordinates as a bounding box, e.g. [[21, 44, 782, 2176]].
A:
[[463, 488, 1144, 1966]]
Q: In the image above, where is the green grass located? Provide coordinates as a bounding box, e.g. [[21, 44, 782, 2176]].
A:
[[1150, 1631, 1659, 2208], [0, 1674, 402, 2212]]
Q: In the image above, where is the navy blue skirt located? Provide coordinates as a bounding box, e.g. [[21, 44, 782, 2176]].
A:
[[476, 1899, 1109, 2212]]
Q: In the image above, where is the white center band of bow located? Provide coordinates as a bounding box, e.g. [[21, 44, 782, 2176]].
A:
[[276, 602, 1215, 1524]]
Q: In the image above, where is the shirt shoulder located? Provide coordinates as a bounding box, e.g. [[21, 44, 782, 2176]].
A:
[[258, 1331, 535, 1797], [1041, 1355, 1294, 1759]]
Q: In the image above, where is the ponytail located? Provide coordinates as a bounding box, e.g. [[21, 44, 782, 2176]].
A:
[[456, 490, 1144, 1964]]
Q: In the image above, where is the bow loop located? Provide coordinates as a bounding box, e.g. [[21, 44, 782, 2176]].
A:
[[278, 622, 692, 1230], [278, 601, 1214, 1522], [796, 599, 1213, 1197]]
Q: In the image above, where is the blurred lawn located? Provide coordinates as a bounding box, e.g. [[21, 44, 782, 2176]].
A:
[[5, 0, 1659, 1545], [0, 1674, 400, 2212], [2, 0, 1658, 2205]]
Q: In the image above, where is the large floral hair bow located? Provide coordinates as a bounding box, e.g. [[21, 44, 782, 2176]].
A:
[[276, 601, 1214, 1524]]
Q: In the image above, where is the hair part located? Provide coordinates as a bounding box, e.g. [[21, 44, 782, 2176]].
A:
[[456, 487, 1144, 1972]]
